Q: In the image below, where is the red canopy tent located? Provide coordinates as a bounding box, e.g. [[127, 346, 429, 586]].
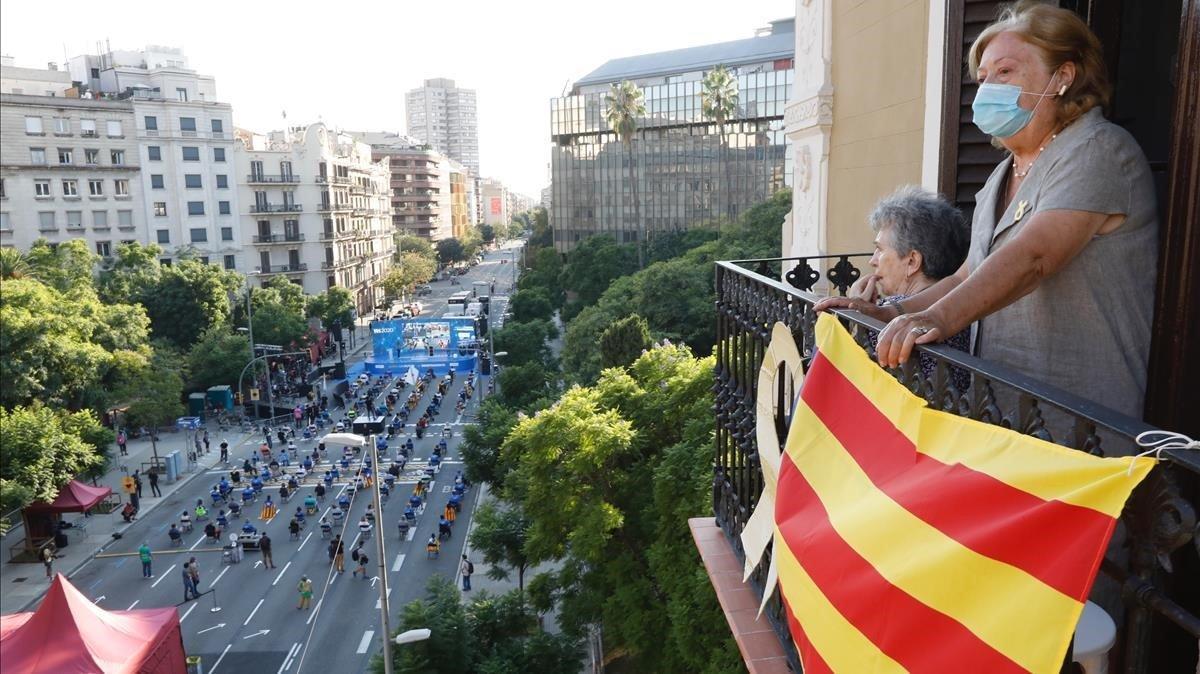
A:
[[24, 480, 112, 513], [0, 574, 186, 673]]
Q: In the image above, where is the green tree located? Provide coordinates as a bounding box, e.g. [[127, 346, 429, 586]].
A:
[[493, 320, 556, 368], [382, 253, 438, 300], [436, 238, 467, 265], [701, 65, 739, 229], [495, 361, 555, 411], [561, 234, 638, 308], [140, 259, 242, 348], [115, 349, 185, 462], [306, 286, 356, 329], [606, 80, 647, 267], [22, 239, 97, 294], [187, 328, 252, 392], [478, 223, 496, 244], [97, 242, 162, 304], [460, 226, 484, 259], [599, 314, 651, 370], [395, 234, 436, 261], [515, 248, 564, 309], [460, 398, 519, 488], [258, 276, 307, 316], [508, 288, 553, 323], [375, 575, 472, 674], [248, 300, 308, 348], [470, 500, 533, 591], [0, 405, 106, 517]]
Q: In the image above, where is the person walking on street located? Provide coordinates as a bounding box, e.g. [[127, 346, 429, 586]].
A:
[[182, 563, 197, 601], [460, 555, 473, 591], [148, 470, 162, 497], [41, 543, 57, 578], [220, 440, 229, 463], [202, 430, 210, 453], [333, 535, 345, 574], [139, 543, 153, 578], [133, 471, 143, 499], [188, 556, 201, 596], [353, 547, 369, 579], [259, 532, 275, 569], [117, 430, 128, 456], [297, 576, 313, 609]]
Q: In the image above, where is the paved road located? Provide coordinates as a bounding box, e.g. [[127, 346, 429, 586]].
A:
[[59, 245, 523, 674]]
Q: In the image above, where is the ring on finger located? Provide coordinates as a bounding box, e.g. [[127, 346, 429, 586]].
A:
[[910, 326, 931, 336]]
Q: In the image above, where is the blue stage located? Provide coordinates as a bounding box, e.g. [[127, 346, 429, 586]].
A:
[[354, 317, 480, 377]]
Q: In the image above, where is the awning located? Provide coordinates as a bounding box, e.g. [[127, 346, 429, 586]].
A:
[[23, 480, 112, 513]]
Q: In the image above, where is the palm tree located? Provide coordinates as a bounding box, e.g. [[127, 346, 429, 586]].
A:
[[606, 80, 647, 268], [702, 65, 739, 236], [0, 247, 31, 280]]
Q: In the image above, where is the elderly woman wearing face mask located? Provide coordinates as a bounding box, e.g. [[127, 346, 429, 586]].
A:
[[817, 2, 1157, 419]]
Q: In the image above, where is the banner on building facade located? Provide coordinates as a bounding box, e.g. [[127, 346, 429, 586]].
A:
[[744, 316, 1153, 673]]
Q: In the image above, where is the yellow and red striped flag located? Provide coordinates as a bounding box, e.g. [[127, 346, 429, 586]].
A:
[[767, 315, 1153, 673]]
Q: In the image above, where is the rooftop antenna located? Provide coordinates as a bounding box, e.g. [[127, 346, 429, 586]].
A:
[[561, 79, 571, 97]]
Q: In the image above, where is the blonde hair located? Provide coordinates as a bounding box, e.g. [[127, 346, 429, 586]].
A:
[[968, 1, 1111, 125]]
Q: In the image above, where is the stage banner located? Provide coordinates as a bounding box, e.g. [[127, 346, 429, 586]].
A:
[[743, 315, 1153, 673]]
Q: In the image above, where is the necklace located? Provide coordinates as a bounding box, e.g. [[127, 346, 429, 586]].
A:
[[1012, 126, 1063, 179]]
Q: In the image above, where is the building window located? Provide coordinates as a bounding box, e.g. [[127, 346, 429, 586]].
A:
[[53, 117, 70, 134], [190, 227, 208, 242], [58, 148, 73, 164], [148, 146, 162, 161], [216, 174, 228, 189], [35, 180, 51, 197], [182, 147, 200, 161], [144, 115, 158, 131], [160, 258, 172, 266], [224, 254, 236, 270], [200, 256, 209, 265], [106, 120, 123, 137], [213, 148, 226, 162], [114, 179, 129, 196], [157, 229, 170, 244], [211, 119, 224, 133], [93, 210, 108, 228], [185, 174, 203, 188], [89, 179, 104, 195], [39, 211, 56, 229], [96, 241, 111, 257], [180, 117, 196, 132], [221, 226, 233, 241], [25, 116, 43, 134], [187, 201, 205, 215], [151, 174, 164, 189], [176, 88, 189, 102], [80, 119, 96, 136], [110, 149, 125, 165], [154, 202, 167, 216], [66, 211, 83, 228], [0, 213, 10, 231], [62, 180, 78, 197], [118, 210, 133, 227], [219, 201, 231, 215], [85, 148, 99, 164], [30, 148, 46, 164]]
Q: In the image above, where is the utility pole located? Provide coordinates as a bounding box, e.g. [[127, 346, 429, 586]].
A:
[[370, 433, 394, 674], [246, 286, 259, 419]]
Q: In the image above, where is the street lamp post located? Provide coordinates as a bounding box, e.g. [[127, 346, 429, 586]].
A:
[[492, 351, 508, 399], [321, 431, 393, 674]]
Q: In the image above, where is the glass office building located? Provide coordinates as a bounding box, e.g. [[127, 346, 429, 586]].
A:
[[549, 23, 794, 255]]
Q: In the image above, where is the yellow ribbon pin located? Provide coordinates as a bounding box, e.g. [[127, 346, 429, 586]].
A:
[[1015, 199, 1030, 222]]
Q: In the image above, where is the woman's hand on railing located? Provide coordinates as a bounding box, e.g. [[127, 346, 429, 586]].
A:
[[813, 292, 896, 322], [874, 310, 947, 368]]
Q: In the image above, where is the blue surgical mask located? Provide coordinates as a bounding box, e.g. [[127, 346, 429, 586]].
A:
[[972, 75, 1059, 138]]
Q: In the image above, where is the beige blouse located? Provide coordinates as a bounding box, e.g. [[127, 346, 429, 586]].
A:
[[965, 107, 1158, 419]]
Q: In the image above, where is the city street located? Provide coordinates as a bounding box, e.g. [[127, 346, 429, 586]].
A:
[[10, 243, 522, 674]]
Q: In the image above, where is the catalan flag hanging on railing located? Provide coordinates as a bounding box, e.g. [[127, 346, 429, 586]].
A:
[[746, 315, 1154, 674]]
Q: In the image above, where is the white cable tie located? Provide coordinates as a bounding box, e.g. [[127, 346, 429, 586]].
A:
[[1128, 430, 1200, 476]]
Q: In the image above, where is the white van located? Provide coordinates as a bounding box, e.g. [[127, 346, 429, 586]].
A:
[[465, 302, 482, 317]]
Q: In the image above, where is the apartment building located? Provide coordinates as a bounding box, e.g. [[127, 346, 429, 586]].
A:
[[235, 123, 393, 314], [479, 178, 509, 228], [404, 78, 479, 175], [350, 132, 455, 242], [447, 160, 470, 239], [0, 56, 72, 96], [0, 91, 145, 256], [68, 46, 241, 268]]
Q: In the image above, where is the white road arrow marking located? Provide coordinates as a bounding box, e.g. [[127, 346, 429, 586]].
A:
[[93, 595, 105, 603], [243, 629, 270, 640], [197, 623, 226, 635], [369, 575, 379, 587], [254, 560, 262, 569]]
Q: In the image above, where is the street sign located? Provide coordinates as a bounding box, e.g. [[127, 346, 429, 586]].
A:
[[255, 344, 283, 353], [250, 388, 260, 401]]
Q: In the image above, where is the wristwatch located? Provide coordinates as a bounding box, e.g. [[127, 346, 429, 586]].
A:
[[882, 298, 907, 316]]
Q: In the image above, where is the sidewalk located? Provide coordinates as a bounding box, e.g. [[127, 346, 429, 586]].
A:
[[0, 427, 252, 612]]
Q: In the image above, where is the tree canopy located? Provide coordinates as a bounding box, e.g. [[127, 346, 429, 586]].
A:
[[186, 328, 252, 393], [140, 259, 242, 348], [436, 238, 468, 265], [492, 319, 556, 368], [0, 405, 108, 517], [478, 224, 496, 244], [382, 253, 437, 300], [306, 286, 356, 329], [599, 313, 651, 370], [507, 288, 554, 323], [560, 234, 638, 309]]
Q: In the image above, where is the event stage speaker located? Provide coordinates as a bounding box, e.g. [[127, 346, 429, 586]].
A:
[[352, 415, 386, 436]]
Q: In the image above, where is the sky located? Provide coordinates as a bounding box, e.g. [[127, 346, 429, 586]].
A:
[[0, 0, 792, 198]]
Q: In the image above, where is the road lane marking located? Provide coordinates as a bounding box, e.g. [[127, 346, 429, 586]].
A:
[[189, 533, 207, 550], [305, 599, 322, 625], [406, 527, 416, 541], [180, 603, 198, 623], [88, 578, 102, 589], [392, 553, 406, 571], [127, 600, 140, 610], [278, 642, 301, 673], [209, 566, 231, 588], [152, 564, 176, 588], [272, 561, 292, 586], [356, 630, 374, 654], [297, 531, 313, 550], [210, 644, 233, 673], [244, 598, 264, 625], [374, 588, 392, 609]]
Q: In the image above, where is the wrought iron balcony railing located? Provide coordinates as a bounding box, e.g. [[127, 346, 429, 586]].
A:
[[246, 174, 300, 184], [250, 204, 302, 213], [713, 255, 1200, 674], [252, 233, 305, 243]]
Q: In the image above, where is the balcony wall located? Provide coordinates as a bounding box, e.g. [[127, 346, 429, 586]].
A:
[[710, 255, 1200, 673]]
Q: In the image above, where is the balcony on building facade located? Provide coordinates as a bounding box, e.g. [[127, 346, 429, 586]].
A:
[[252, 233, 305, 244], [257, 263, 308, 274], [317, 203, 353, 213], [707, 255, 1200, 674], [249, 204, 302, 214], [246, 174, 300, 184], [400, 179, 438, 190]]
